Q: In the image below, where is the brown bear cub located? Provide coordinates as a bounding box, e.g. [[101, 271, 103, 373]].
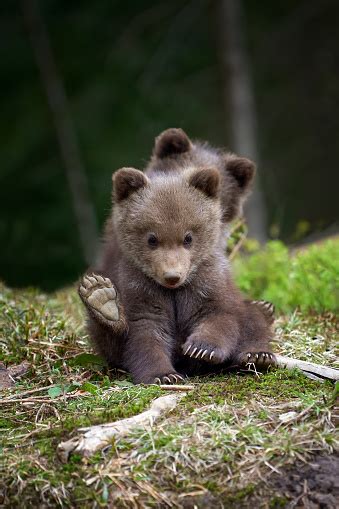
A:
[[79, 129, 275, 384]]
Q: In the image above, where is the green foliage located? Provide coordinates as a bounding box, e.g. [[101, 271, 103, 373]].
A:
[[67, 353, 105, 369], [234, 238, 339, 313], [47, 386, 64, 398]]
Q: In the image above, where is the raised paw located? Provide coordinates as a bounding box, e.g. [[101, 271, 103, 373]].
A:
[[251, 300, 275, 323], [182, 340, 227, 364], [237, 351, 277, 369], [153, 373, 185, 385], [79, 274, 119, 321]]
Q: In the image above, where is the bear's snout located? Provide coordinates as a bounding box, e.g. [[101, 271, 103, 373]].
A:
[[163, 271, 181, 288], [149, 247, 191, 289]]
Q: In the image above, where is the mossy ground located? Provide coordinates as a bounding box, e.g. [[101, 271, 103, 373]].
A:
[[0, 242, 338, 508]]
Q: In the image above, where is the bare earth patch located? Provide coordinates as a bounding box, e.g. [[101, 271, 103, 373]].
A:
[[258, 453, 339, 509]]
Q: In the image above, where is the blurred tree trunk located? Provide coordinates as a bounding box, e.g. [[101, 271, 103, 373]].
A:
[[218, 0, 267, 242], [22, 0, 98, 264]]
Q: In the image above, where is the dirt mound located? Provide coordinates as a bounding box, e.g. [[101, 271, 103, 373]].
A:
[[266, 453, 339, 508]]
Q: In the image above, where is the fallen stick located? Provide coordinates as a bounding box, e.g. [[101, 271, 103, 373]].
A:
[[159, 384, 194, 391], [275, 354, 339, 382], [56, 355, 338, 461], [57, 393, 183, 462]]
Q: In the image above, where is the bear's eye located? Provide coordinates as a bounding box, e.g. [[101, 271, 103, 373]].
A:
[[183, 232, 193, 248], [147, 233, 159, 248]]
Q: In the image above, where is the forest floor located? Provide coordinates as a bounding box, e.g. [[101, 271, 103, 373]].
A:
[[0, 243, 338, 508]]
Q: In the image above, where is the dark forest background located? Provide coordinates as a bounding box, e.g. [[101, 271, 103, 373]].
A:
[[1, 0, 338, 290]]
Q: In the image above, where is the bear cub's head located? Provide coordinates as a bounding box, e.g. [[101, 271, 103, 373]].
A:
[[151, 128, 256, 223], [113, 167, 222, 289]]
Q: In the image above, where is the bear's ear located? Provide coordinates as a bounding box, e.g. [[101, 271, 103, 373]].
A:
[[188, 167, 220, 198], [226, 156, 256, 192], [221, 156, 256, 222], [113, 167, 148, 202], [153, 128, 193, 159]]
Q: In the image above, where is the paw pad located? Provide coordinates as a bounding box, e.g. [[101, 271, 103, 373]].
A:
[[79, 274, 119, 321]]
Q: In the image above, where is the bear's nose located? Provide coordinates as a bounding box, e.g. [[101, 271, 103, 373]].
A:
[[164, 272, 181, 287]]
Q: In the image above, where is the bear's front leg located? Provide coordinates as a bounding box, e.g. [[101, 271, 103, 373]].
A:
[[124, 319, 185, 385], [79, 273, 127, 334], [182, 313, 239, 364]]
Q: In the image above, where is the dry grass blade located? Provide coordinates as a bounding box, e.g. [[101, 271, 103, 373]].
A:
[[158, 384, 194, 391]]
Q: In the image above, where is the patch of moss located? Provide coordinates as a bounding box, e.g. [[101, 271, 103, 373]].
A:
[[269, 495, 288, 508], [181, 369, 333, 413], [221, 483, 256, 506]]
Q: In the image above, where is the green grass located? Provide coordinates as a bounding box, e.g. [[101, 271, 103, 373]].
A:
[[234, 238, 339, 313], [0, 240, 338, 507]]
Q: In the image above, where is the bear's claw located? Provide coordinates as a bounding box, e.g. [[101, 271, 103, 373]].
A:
[[251, 299, 275, 323], [182, 340, 225, 364], [153, 373, 185, 385], [237, 351, 276, 369], [190, 347, 198, 358]]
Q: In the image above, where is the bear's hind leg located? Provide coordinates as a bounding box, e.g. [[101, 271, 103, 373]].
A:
[[87, 317, 125, 369]]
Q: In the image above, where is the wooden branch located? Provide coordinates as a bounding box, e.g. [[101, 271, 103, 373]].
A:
[[229, 233, 247, 261], [56, 356, 337, 462], [275, 354, 339, 382], [57, 393, 183, 462]]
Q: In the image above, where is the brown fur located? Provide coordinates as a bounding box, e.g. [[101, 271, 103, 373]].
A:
[[80, 131, 274, 384], [148, 128, 256, 223]]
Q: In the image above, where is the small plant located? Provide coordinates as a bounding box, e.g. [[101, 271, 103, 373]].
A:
[[233, 238, 339, 313]]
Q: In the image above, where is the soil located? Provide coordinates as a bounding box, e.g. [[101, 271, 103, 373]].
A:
[[257, 453, 339, 508], [172, 454, 339, 509], [0, 361, 30, 389]]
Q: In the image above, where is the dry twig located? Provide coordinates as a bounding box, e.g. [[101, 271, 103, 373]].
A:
[[275, 354, 339, 382], [159, 384, 194, 391], [57, 393, 183, 462]]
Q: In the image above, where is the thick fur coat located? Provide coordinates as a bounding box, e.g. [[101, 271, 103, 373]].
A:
[[79, 129, 275, 384]]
